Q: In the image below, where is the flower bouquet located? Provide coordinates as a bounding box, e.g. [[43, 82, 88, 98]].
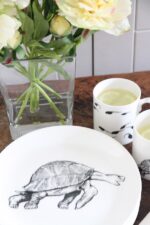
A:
[[0, 0, 131, 139]]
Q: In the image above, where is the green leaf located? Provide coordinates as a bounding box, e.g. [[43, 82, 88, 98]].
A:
[[27, 40, 61, 58], [15, 46, 26, 59], [49, 37, 73, 49], [18, 10, 34, 44], [27, 37, 75, 58], [55, 43, 75, 56], [28, 40, 46, 49], [68, 46, 77, 57], [32, 2, 49, 40], [32, 48, 61, 59], [47, 37, 76, 56], [73, 28, 84, 38], [0, 48, 12, 63], [42, 0, 58, 17]]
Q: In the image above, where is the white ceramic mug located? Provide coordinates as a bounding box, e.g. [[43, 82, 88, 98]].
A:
[[93, 78, 150, 145], [132, 110, 150, 181]]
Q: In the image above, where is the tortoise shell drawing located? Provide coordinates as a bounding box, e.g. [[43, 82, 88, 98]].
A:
[[9, 160, 125, 210]]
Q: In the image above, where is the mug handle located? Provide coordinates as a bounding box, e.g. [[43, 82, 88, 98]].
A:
[[138, 97, 150, 112]]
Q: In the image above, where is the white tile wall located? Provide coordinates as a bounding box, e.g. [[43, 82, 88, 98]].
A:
[[136, 0, 150, 30], [76, 0, 150, 77], [0, 1, 149, 78], [134, 31, 150, 71], [94, 0, 136, 76], [93, 30, 134, 76], [134, 0, 150, 71], [76, 36, 92, 77]]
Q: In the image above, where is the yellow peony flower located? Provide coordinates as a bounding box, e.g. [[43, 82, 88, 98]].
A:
[[55, 0, 132, 35]]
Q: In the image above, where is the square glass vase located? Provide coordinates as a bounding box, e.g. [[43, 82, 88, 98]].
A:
[[0, 58, 76, 140]]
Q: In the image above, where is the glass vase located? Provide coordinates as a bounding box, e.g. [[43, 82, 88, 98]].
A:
[[0, 57, 76, 140]]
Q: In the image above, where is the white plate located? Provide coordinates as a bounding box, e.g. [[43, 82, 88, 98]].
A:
[[0, 126, 141, 225]]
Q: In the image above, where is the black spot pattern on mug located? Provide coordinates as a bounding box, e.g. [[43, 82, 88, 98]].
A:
[[93, 102, 101, 111], [105, 111, 130, 115], [93, 102, 130, 116], [98, 123, 133, 140]]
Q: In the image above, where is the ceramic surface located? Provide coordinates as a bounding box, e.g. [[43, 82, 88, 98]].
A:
[[0, 126, 141, 225]]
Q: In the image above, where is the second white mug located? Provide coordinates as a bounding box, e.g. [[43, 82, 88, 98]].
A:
[[132, 110, 150, 181], [93, 78, 150, 145]]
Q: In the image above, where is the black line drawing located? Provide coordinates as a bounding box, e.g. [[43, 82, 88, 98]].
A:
[[93, 102, 101, 111], [93, 102, 129, 115], [9, 161, 125, 210], [99, 123, 133, 140], [139, 159, 150, 178], [105, 111, 130, 116]]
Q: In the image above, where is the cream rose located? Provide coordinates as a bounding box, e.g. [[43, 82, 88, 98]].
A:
[[50, 15, 72, 36], [12, 0, 30, 9], [55, 0, 132, 35], [0, 0, 30, 17], [0, 14, 21, 50], [0, 0, 30, 11], [8, 31, 22, 49]]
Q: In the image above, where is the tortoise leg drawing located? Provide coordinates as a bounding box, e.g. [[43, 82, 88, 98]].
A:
[[75, 180, 98, 209], [9, 192, 32, 208], [9, 161, 125, 210], [58, 190, 81, 209], [24, 192, 47, 209]]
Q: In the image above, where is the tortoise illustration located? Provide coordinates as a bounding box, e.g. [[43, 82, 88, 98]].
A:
[[139, 159, 150, 178], [9, 161, 125, 210]]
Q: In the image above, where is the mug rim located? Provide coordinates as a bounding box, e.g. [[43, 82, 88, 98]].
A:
[[93, 78, 141, 108]]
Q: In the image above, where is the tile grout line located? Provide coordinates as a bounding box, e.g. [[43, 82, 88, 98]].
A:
[[135, 29, 150, 33], [132, 0, 137, 73], [92, 34, 95, 76]]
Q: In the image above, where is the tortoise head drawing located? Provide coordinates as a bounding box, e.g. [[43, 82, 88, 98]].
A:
[[9, 161, 125, 210]]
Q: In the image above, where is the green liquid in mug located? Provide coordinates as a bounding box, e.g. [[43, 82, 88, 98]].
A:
[[98, 88, 137, 106], [138, 125, 150, 140]]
